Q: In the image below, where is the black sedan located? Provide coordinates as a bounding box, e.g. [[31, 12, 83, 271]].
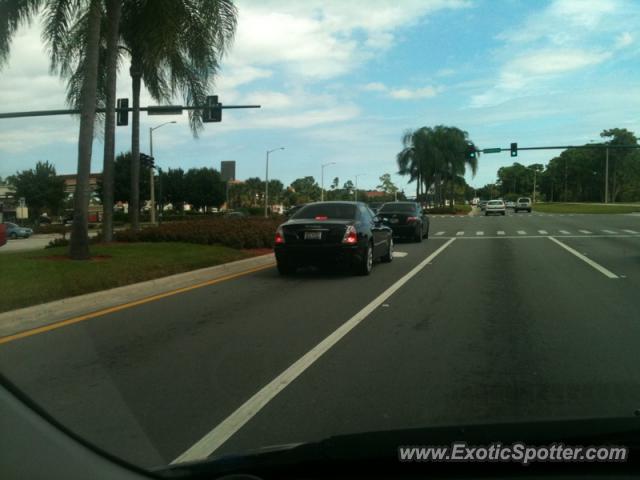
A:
[[274, 201, 393, 276], [377, 202, 429, 242]]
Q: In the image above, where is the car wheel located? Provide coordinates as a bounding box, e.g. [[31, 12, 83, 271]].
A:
[[276, 260, 296, 275], [381, 238, 393, 263], [354, 242, 373, 276], [414, 228, 422, 243], [423, 226, 429, 239], [501, 211, 506, 216], [9, 232, 17, 239]]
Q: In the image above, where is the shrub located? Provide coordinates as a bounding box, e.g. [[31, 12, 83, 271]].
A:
[[114, 217, 281, 249]]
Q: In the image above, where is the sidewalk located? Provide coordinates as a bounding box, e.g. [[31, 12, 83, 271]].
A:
[[0, 253, 275, 339]]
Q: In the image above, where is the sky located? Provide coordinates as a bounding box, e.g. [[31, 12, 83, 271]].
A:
[[1, 0, 639, 194]]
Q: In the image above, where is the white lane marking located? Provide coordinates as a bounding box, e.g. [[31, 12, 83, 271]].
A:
[[517, 230, 526, 235], [394, 251, 408, 258], [579, 230, 592, 234], [623, 229, 639, 234], [559, 230, 570, 234], [538, 230, 548, 235], [497, 231, 505, 235], [456, 231, 465, 236], [602, 230, 616, 234], [171, 239, 458, 464], [548, 237, 618, 279], [434, 231, 445, 236], [476, 231, 484, 236]]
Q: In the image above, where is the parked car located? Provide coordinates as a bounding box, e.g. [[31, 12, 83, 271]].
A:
[[0, 223, 6, 247], [484, 199, 506, 216], [478, 200, 488, 211], [4, 222, 33, 239], [514, 197, 532, 213], [225, 211, 247, 219], [505, 201, 516, 209], [37, 215, 52, 225], [377, 201, 429, 242], [274, 201, 393, 276]]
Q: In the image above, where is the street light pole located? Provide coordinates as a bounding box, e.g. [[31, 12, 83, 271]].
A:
[[265, 147, 284, 218], [605, 146, 609, 204], [321, 162, 336, 202], [354, 174, 365, 202], [149, 121, 176, 224]]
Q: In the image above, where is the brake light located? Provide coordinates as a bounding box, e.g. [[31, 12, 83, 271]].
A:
[[315, 215, 328, 220], [275, 227, 285, 245], [342, 225, 358, 244], [407, 216, 418, 222]]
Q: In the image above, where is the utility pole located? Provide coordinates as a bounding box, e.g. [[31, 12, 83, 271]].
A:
[[605, 146, 609, 204]]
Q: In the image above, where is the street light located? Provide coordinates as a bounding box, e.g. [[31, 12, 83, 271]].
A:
[[265, 147, 285, 218], [354, 174, 365, 202], [149, 121, 176, 224], [321, 162, 336, 201]]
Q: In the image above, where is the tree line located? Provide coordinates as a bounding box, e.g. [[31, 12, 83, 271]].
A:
[[476, 128, 640, 202]]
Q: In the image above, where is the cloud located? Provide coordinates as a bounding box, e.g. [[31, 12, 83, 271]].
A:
[[362, 82, 387, 91], [615, 32, 633, 49], [389, 86, 438, 100]]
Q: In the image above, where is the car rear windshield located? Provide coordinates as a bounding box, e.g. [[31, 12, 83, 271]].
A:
[[378, 203, 417, 213], [518, 198, 531, 203], [292, 203, 356, 220], [488, 201, 503, 205]]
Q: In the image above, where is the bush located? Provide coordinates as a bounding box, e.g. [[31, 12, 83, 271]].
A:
[[34, 224, 70, 235], [114, 217, 281, 249], [46, 233, 104, 249]]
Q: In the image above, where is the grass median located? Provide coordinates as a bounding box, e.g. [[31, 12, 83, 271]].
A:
[[0, 242, 262, 314], [533, 203, 640, 214]]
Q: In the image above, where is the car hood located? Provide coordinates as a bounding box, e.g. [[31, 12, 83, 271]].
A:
[[156, 416, 640, 478]]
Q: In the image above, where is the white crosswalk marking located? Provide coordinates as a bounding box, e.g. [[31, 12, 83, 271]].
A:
[[517, 230, 526, 235], [476, 231, 484, 236], [456, 231, 465, 236], [602, 230, 616, 234], [434, 231, 445, 236], [559, 230, 570, 234], [497, 231, 505, 235], [538, 230, 548, 234], [622, 229, 639, 234], [579, 230, 592, 234]]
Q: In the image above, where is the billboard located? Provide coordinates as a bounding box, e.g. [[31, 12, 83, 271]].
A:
[[221, 161, 236, 182]]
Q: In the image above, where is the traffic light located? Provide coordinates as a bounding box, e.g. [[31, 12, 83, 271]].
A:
[[466, 144, 478, 159], [203, 95, 222, 122], [510, 142, 518, 157], [116, 98, 129, 126], [140, 153, 155, 168]]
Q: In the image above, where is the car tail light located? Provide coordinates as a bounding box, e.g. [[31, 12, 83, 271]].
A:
[[407, 216, 418, 222], [342, 225, 358, 244], [315, 215, 328, 220], [275, 226, 285, 245]]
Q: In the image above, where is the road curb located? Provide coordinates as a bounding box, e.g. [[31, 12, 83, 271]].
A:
[[0, 253, 275, 339]]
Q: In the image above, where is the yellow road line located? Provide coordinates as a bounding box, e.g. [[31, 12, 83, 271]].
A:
[[0, 263, 275, 345]]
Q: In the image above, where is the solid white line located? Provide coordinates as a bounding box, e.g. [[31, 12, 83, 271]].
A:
[[538, 230, 548, 234], [623, 229, 639, 234], [517, 230, 526, 235], [434, 231, 445, 236], [394, 252, 408, 258], [497, 231, 505, 235], [559, 230, 570, 234], [456, 231, 465, 236], [171, 238, 457, 464], [476, 231, 484, 236], [548, 237, 618, 279], [579, 230, 592, 234], [602, 230, 616, 234]]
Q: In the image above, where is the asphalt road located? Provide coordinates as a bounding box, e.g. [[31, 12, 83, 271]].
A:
[[1, 211, 640, 469]]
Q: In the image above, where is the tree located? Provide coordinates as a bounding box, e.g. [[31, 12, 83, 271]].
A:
[[184, 168, 225, 211], [97, 152, 151, 204], [9, 161, 66, 218], [159, 168, 186, 211], [290, 176, 321, 203], [377, 173, 398, 195]]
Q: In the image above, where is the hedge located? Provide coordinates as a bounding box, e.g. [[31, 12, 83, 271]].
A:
[[114, 217, 281, 249]]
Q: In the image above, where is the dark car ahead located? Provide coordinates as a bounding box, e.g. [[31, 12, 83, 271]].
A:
[[378, 202, 429, 242], [274, 201, 393, 276]]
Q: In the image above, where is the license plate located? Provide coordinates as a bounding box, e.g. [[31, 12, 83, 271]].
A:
[[390, 218, 399, 223], [304, 231, 322, 240]]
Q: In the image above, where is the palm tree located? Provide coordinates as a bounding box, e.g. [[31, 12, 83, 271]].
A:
[[1, 0, 104, 259]]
